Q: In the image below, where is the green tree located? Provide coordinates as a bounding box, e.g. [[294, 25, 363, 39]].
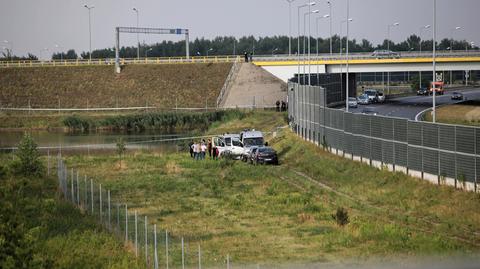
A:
[[12, 134, 43, 177]]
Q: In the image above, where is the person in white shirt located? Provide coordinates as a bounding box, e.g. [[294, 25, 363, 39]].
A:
[[200, 141, 207, 160]]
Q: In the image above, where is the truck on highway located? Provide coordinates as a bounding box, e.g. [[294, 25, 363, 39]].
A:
[[429, 81, 444, 95]]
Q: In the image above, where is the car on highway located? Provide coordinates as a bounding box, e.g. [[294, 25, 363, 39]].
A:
[[451, 91, 464, 100], [362, 107, 378, 115], [377, 91, 386, 103], [357, 94, 370, 105], [429, 81, 445, 95], [251, 146, 278, 165], [371, 50, 400, 59], [348, 97, 358, 108], [417, 87, 429, 95], [364, 89, 379, 103]]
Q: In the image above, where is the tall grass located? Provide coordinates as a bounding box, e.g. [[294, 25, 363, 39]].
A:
[[63, 110, 246, 132]]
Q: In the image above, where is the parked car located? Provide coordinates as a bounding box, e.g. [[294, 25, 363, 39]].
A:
[[371, 50, 400, 59], [451, 91, 464, 100], [252, 147, 278, 165], [357, 94, 370, 105], [364, 89, 379, 103], [377, 91, 386, 103], [362, 107, 378, 115], [246, 146, 260, 164], [417, 87, 429, 95], [348, 97, 358, 108]]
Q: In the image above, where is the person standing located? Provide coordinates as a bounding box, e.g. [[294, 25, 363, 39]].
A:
[[201, 141, 207, 160], [207, 139, 212, 159], [194, 142, 201, 160], [244, 51, 248, 62], [189, 140, 194, 158]]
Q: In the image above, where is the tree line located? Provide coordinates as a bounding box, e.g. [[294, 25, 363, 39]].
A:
[[1, 35, 477, 61]]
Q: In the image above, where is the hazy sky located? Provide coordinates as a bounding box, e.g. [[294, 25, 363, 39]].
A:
[[1, 0, 479, 58]]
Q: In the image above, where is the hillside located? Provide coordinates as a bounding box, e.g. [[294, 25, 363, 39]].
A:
[[0, 63, 232, 109]]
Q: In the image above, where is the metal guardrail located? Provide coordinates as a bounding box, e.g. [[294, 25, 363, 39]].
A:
[[216, 59, 240, 108], [1, 51, 479, 68], [288, 83, 479, 192]]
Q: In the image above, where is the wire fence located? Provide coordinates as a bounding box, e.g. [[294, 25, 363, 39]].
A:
[[288, 83, 479, 192], [55, 157, 235, 269]]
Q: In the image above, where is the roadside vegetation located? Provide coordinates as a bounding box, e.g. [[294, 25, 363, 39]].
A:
[[60, 111, 480, 266], [425, 100, 480, 126], [0, 135, 140, 268]]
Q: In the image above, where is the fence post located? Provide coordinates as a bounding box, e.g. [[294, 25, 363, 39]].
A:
[[227, 254, 230, 269], [125, 204, 128, 242], [99, 184, 103, 222], [154, 224, 159, 269], [90, 178, 94, 213], [108, 190, 111, 230], [76, 171, 80, 206], [166, 230, 169, 269], [198, 244, 202, 269], [135, 211, 138, 257], [71, 168, 74, 202], [145, 216, 148, 268], [454, 126, 458, 188], [182, 237, 185, 269]]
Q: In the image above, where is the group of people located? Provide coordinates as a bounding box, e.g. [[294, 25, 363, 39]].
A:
[[188, 139, 219, 160], [275, 100, 287, 112], [244, 51, 253, 63]]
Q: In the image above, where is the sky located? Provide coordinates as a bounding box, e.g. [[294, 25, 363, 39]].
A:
[[0, 0, 479, 58]]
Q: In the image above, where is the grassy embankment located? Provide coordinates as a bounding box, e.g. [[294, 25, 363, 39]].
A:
[[0, 158, 141, 268], [0, 63, 231, 129], [62, 111, 480, 266], [425, 100, 480, 126]]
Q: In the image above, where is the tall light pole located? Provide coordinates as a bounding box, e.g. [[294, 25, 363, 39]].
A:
[[316, 14, 330, 81], [449, 26, 461, 85], [327, 1, 333, 55], [386, 22, 400, 94], [305, 9, 320, 86], [418, 25, 431, 90], [297, 2, 316, 86], [145, 48, 153, 58], [286, 0, 295, 56], [133, 7, 140, 60], [432, 0, 437, 123], [84, 4, 94, 62], [206, 48, 213, 57], [345, 0, 350, 112], [54, 44, 63, 61], [339, 18, 352, 106]]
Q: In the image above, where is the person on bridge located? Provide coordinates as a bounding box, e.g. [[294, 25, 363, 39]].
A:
[[244, 51, 248, 62]]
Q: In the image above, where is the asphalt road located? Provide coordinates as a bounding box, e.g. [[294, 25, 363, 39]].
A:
[[346, 87, 480, 120]]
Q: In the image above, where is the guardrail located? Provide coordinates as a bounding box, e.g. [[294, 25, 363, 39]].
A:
[[216, 58, 241, 108], [1, 50, 479, 68]]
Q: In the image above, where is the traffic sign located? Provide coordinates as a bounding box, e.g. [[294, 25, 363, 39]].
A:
[[465, 70, 470, 79], [435, 72, 443, 82]]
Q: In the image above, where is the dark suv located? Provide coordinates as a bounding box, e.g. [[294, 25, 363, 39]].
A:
[[252, 147, 278, 165]]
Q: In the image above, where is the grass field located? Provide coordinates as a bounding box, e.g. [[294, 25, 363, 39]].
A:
[[0, 63, 231, 109], [425, 100, 480, 126], [61, 111, 480, 267], [0, 159, 142, 268]]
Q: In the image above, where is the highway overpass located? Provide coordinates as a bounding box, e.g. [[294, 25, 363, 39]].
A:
[[252, 51, 480, 82]]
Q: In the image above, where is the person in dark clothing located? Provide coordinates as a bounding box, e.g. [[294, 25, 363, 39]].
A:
[[275, 100, 280, 112], [281, 101, 286, 112], [207, 139, 212, 158], [244, 51, 248, 62], [249, 52, 253, 62], [188, 140, 194, 158]]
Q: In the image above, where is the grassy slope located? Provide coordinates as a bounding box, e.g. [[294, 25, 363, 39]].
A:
[[425, 100, 480, 126], [0, 63, 231, 109], [63, 111, 480, 266], [0, 158, 141, 268]]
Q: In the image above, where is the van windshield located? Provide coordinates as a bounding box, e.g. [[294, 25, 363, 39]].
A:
[[232, 140, 243, 147], [243, 137, 264, 147]]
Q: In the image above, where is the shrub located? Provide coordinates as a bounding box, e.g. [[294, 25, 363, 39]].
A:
[[331, 207, 350, 226], [12, 134, 44, 177]]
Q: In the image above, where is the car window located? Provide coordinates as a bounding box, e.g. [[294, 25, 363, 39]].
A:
[[232, 140, 243, 147]]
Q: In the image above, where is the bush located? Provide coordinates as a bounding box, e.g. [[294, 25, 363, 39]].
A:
[[63, 115, 95, 131], [331, 207, 350, 226], [12, 134, 44, 177]]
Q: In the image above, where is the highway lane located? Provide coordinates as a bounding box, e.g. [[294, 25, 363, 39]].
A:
[[346, 87, 480, 120]]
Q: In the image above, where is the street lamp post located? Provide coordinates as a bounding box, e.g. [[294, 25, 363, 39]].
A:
[[305, 9, 319, 86], [84, 5, 94, 62], [316, 14, 330, 81], [206, 48, 213, 57], [286, 0, 295, 56], [432, 0, 437, 123], [133, 7, 140, 60], [339, 18, 353, 105], [418, 25, 431, 90], [327, 1, 333, 55], [297, 2, 316, 87], [449, 26, 461, 85], [54, 44, 63, 61], [386, 22, 400, 94], [346, 0, 350, 112], [145, 48, 153, 58]]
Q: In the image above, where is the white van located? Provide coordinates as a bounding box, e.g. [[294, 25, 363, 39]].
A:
[[212, 134, 244, 159]]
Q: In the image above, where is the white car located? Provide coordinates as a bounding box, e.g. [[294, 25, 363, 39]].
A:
[[377, 91, 385, 103], [348, 97, 358, 108]]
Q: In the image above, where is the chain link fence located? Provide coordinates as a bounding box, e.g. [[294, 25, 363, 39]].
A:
[[288, 83, 479, 191], [56, 158, 236, 269]]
